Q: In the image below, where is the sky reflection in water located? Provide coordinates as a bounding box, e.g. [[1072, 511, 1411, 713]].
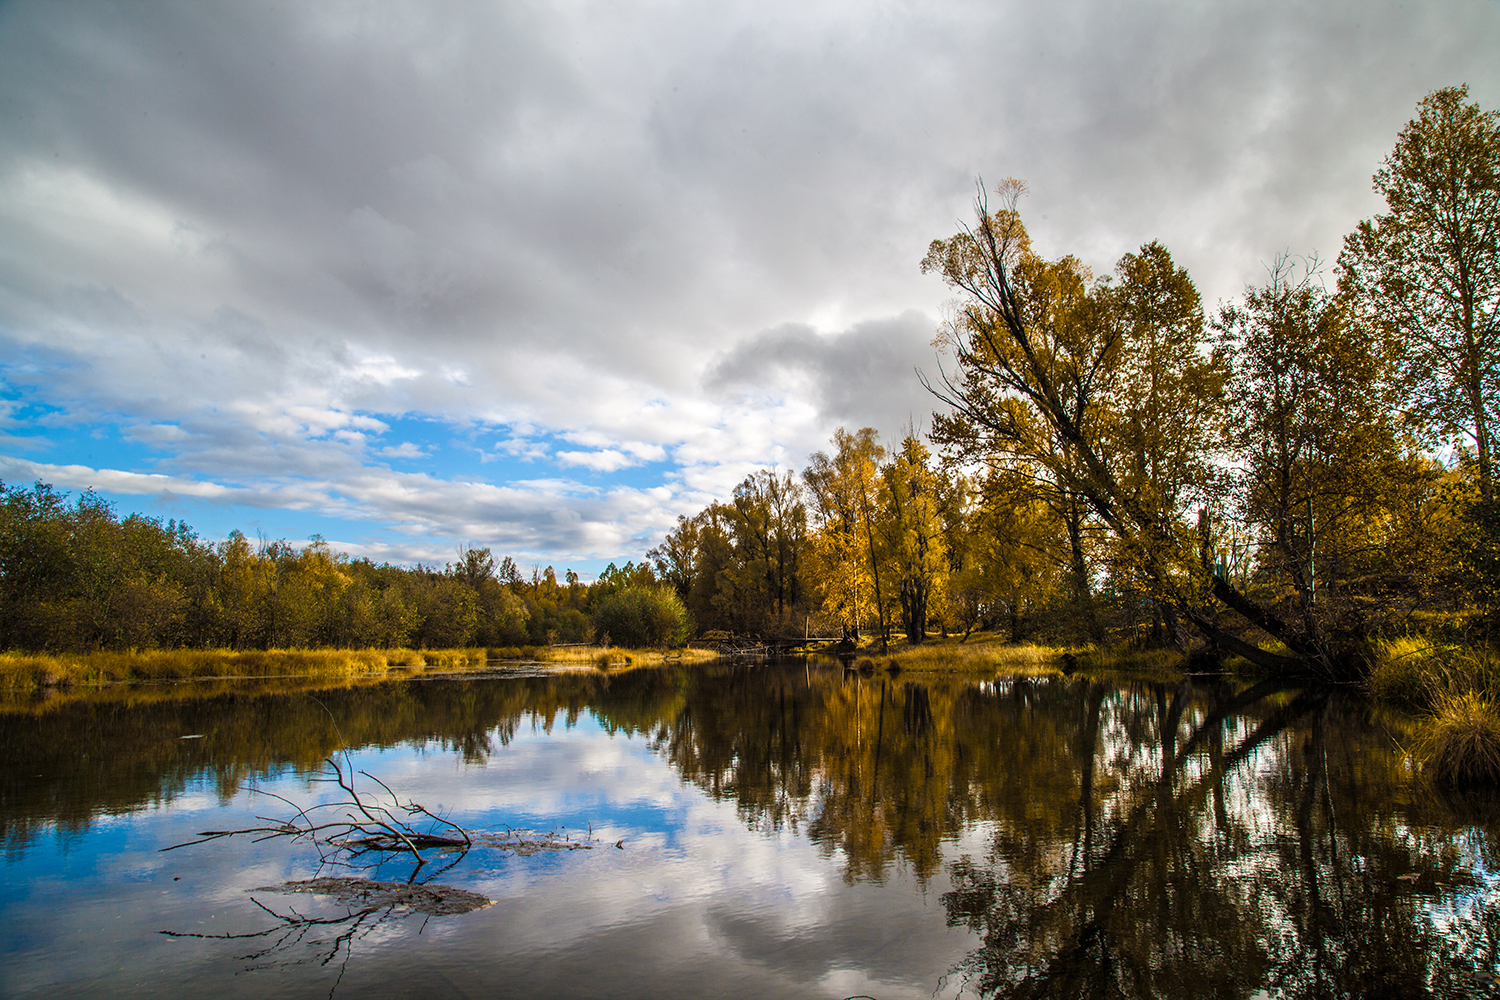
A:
[[2, 662, 1499, 998]]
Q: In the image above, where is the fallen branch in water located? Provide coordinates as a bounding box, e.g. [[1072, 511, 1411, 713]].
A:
[[161, 754, 603, 873], [161, 754, 474, 870]]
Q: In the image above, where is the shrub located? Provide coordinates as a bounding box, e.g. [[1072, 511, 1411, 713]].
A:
[[589, 586, 692, 649]]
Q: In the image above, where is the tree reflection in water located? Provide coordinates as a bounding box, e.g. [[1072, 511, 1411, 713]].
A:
[[6, 661, 1500, 996], [649, 667, 1500, 998]]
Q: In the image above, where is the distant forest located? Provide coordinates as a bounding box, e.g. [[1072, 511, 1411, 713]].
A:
[[3, 87, 1497, 671]]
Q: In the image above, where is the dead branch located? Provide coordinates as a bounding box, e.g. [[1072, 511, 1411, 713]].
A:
[[160, 755, 472, 871], [160, 753, 604, 872]]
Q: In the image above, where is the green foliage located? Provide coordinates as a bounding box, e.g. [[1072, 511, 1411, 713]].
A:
[[0, 480, 597, 654], [1343, 85, 1500, 498], [590, 585, 692, 648]]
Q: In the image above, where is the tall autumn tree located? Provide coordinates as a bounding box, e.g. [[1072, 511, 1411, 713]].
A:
[[967, 466, 1068, 641], [803, 427, 888, 642], [716, 470, 810, 633], [1096, 242, 1230, 643], [1343, 85, 1500, 499], [1217, 257, 1411, 651], [1103, 242, 1229, 532], [881, 435, 948, 643], [922, 181, 1340, 675]]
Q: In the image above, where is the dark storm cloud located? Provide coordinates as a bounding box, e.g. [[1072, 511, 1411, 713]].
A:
[[705, 311, 943, 439]]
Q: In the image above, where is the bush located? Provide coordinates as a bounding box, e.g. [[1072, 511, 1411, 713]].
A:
[[590, 586, 692, 649]]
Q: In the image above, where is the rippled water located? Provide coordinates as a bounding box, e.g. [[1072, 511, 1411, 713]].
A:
[[2, 661, 1498, 998]]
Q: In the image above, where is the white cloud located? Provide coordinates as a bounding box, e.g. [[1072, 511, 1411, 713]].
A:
[[378, 442, 427, 460], [0, 457, 233, 501], [555, 449, 640, 473], [0, 0, 1496, 562]]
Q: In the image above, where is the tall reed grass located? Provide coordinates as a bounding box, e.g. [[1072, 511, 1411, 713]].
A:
[[1413, 689, 1500, 786], [1368, 636, 1500, 786]]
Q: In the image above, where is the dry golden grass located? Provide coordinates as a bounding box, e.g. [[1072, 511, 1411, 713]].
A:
[[0, 647, 494, 691], [890, 640, 1066, 673], [0, 643, 723, 693], [532, 644, 717, 665], [1360, 635, 1500, 787], [1072, 645, 1186, 676], [802, 633, 1194, 679], [809, 635, 1072, 676], [1367, 637, 1500, 708], [1414, 690, 1500, 787], [1368, 635, 1450, 709]]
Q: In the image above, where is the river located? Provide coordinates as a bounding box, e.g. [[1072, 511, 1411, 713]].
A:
[[1, 660, 1496, 998]]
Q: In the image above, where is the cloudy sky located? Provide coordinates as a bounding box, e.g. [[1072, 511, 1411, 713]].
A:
[[2, 0, 1497, 575]]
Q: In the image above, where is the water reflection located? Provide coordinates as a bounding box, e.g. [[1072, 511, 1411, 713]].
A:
[[3, 662, 1499, 997]]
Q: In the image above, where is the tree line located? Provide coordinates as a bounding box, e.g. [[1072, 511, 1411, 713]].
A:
[[0, 478, 692, 652]]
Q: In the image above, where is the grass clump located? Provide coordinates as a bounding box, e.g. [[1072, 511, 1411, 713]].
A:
[[1367, 637, 1500, 787], [1414, 690, 1500, 787], [865, 635, 1070, 675], [1073, 644, 1186, 675], [1367, 637, 1500, 709]]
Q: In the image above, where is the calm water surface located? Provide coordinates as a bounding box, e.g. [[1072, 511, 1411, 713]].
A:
[[2, 660, 1498, 998]]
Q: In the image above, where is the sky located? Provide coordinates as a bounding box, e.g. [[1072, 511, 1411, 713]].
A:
[[1, 0, 1497, 577]]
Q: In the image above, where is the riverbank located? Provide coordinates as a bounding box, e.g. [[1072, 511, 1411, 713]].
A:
[[798, 632, 1187, 681], [801, 630, 1500, 787], [0, 644, 721, 693]]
